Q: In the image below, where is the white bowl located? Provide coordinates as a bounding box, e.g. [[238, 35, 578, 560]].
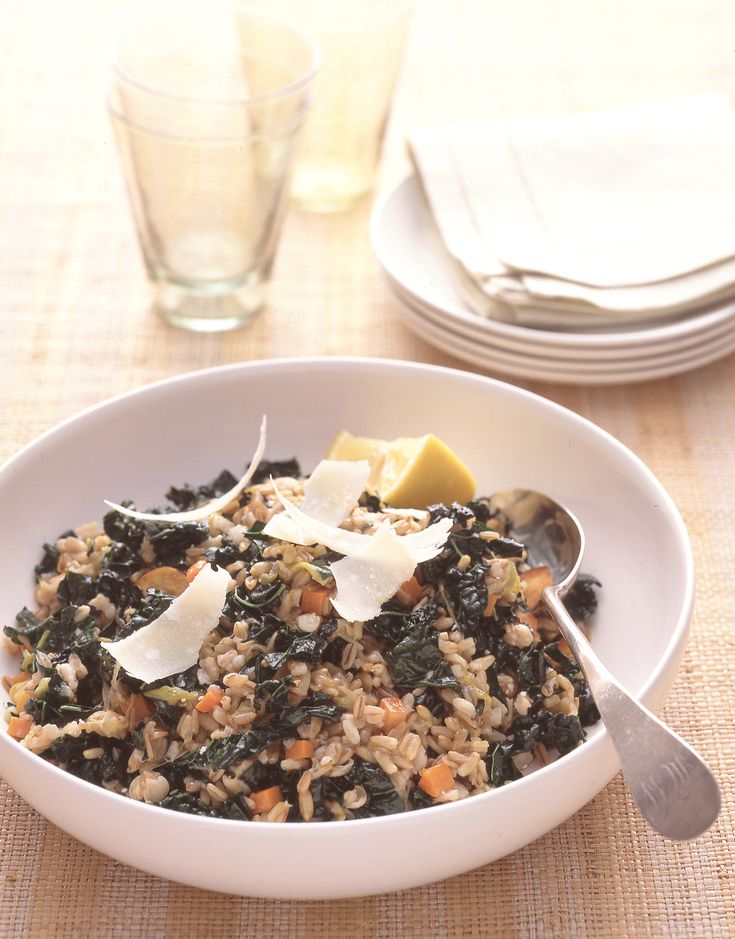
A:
[[0, 358, 693, 899]]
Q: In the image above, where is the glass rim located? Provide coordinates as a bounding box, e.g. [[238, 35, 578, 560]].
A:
[[107, 89, 314, 143], [110, 8, 320, 108]]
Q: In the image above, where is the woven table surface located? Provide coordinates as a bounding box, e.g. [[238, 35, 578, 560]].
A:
[[1, 1, 734, 936]]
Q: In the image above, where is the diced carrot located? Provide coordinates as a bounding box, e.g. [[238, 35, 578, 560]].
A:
[[136, 566, 188, 597], [2, 671, 31, 692], [284, 739, 315, 760], [7, 715, 34, 740], [250, 786, 282, 815], [483, 595, 497, 617], [418, 763, 455, 798], [379, 696, 406, 731], [516, 610, 539, 640], [521, 566, 553, 610], [195, 685, 225, 713], [186, 559, 208, 583], [131, 693, 155, 723], [14, 688, 32, 711], [301, 585, 330, 616], [558, 636, 573, 658], [399, 576, 424, 604]]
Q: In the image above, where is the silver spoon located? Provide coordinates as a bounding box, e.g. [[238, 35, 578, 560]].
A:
[[492, 488, 721, 841]]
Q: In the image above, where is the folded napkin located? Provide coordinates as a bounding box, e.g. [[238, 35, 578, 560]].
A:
[[408, 95, 735, 328]]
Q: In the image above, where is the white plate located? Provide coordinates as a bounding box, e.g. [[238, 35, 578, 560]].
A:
[[395, 295, 735, 384], [394, 289, 735, 384], [0, 359, 693, 898], [387, 271, 735, 366], [371, 174, 735, 357]]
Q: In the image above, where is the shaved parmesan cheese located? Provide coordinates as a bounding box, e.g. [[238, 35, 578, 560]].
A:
[[104, 416, 267, 524], [304, 459, 370, 524], [330, 522, 416, 623], [263, 459, 370, 544], [266, 482, 453, 565], [401, 518, 454, 563], [102, 564, 230, 683], [266, 482, 376, 554]]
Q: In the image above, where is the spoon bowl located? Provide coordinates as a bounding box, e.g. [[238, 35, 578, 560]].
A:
[[494, 487, 721, 842], [491, 488, 583, 593]]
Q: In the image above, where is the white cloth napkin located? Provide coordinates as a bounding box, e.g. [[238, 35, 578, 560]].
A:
[[408, 95, 735, 327]]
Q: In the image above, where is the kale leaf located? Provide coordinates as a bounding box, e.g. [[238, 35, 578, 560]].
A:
[[565, 573, 601, 621], [384, 605, 460, 695], [504, 710, 586, 757], [485, 536, 526, 559], [100, 541, 142, 578], [361, 493, 382, 513], [321, 758, 404, 819], [260, 620, 337, 671], [4, 607, 43, 647], [34, 542, 61, 577], [115, 589, 174, 640], [487, 742, 524, 787], [42, 733, 133, 787], [181, 694, 343, 770], [158, 790, 249, 820], [103, 506, 146, 551], [386, 633, 459, 692], [147, 522, 208, 567], [7, 604, 98, 657], [427, 502, 475, 527], [165, 469, 238, 512], [414, 687, 447, 718], [230, 581, 285, 613], [253, 675, 295, 711], [203, 536, 248, 569], [250, 458, 301, 485], [446, 563, 488, 631], [56, 571, 97, 607], [96, 568, 139, 610], [364, 605, 415, 646], [369, 599, 459, 693], [56, 567, 139, 617], [240, 613, 284, 646], [365, 599, 437, 646], [466, 498, 493, 523], [408, 786, 435, 810]]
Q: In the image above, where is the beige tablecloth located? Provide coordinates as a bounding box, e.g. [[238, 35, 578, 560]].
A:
[[1, 1, 734, 936]]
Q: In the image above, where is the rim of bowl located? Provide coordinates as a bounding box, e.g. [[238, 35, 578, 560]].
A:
[[110, 9, 321, 108], [0, 357, 695, 835]]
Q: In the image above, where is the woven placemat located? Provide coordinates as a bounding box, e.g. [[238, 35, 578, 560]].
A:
[[1, 1, 734, 936]]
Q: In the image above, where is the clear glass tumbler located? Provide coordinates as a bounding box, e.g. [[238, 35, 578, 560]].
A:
[[109, 8, 319, 331], [245, 0, 414, 212]]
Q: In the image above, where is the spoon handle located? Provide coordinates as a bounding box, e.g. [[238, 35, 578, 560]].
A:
[[542, 586, 721, 841]]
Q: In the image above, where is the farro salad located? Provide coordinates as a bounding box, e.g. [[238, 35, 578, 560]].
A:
[[3, 438, 600, 823]]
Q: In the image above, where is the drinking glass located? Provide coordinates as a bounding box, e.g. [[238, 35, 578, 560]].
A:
[[109, 7, 319, 331], [244, 0, 414, 212]]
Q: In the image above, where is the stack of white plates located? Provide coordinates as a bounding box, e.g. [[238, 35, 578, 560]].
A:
[[371, 175, 735, 385]]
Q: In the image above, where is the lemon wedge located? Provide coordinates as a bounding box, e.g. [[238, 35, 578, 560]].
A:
[[326, 430, 476, 509], [325, 430, 387, 487]]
